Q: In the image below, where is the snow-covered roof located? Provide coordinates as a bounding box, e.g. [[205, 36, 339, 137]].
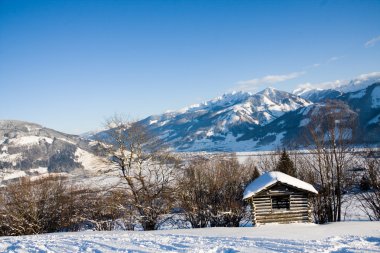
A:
[[243, 171, 318, 200]]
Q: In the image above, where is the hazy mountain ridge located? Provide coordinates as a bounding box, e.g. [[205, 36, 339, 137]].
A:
[[0, 120, 101, 184]]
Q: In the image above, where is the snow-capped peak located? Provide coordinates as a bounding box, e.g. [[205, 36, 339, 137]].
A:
[[337, 72, 380, 93], [141, 88, 312, 151], [293, 72, 380, 98], [257, 87, 280, 97], [292, 72, 380, 102], [175, 91, 253, 114], [293, 86, 323, 97]]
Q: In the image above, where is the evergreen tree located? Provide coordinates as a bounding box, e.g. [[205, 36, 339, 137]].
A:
[[249, 166, 261, 183], [275, 149, 296, 177]]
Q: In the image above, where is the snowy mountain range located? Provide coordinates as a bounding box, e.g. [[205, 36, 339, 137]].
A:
[[1, 76, 380, 183], [136, 79, 380, 151], [140, 88, 311, 151]]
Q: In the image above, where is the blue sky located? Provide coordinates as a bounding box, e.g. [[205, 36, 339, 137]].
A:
[[1, 0, 379, 134]]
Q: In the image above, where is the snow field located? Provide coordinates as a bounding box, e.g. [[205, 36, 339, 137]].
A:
[[0, 222, 379, 253]]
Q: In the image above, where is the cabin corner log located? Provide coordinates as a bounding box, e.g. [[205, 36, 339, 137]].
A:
[[251, 198, 257, 226]]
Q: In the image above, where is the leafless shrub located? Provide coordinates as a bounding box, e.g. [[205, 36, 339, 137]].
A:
[[177, 154, 259, 228], [0, 176, 133, 236]]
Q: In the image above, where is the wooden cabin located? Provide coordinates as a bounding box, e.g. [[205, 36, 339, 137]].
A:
[[243, 171, 318, 225]]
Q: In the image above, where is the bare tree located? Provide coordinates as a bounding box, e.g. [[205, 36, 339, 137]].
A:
[[255, 150, 280, 172], [96, 116, 180, 230], [303, 100, 358, 223], [177, 156, 210, 228], [357, 150, 380, 220], [177, 154, 257, 228]]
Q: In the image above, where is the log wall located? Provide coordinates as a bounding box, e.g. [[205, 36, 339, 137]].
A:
[[250, 183, 312, 225]]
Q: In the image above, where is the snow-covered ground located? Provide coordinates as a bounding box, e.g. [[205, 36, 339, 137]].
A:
[[0, 222, 379, 252]]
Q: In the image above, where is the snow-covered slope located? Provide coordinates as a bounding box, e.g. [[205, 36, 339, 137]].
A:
[[338, 82, 380, 144], [338, 72, 380, 93], [294, 88, 342, 103], [294, 72, 380, 102], [140, 88, 311, 151], [0, 120, 104, 185], [0, 222, 378, 252], [252, 82, 380, 148]]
